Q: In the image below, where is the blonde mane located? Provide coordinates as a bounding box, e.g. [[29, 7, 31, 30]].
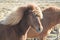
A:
[[0, 4, 43, 25]]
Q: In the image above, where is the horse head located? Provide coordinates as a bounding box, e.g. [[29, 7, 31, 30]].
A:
[[23, 4, 43, 33]]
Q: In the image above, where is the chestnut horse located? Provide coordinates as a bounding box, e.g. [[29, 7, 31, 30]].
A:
[[0, 4, 43, 40], [27, 6, 60, 40]]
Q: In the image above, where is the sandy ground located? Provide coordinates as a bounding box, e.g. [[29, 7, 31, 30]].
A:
[[0, 0, 60, 40]]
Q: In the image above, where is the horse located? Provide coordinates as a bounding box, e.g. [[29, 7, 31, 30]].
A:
[[27, 6, 60, 40], [0, 4, 43, 40]]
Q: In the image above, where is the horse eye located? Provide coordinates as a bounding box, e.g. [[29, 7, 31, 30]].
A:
[[35, 14, 40, 17]]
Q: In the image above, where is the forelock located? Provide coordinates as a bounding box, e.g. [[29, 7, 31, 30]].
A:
[[37, 6, 43, 19], [26, 4, 43, 19]]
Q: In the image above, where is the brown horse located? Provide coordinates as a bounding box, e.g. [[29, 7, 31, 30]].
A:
[[27, 6, 60, 40], [0, 4, 43, 40]]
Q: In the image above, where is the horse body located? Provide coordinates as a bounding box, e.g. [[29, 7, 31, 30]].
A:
[[0, 4, 43, 40], [27, 7, 60, 40]]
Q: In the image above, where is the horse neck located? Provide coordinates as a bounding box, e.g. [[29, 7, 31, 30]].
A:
[[41, 10, 60, 30], [15, 14, 30, 36]]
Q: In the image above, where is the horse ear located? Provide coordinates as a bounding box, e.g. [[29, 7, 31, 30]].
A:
[[24, 4, 35, 14], [27, 5, 35, 10]]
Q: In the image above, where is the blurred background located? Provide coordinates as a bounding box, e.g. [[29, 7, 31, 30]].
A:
[[0, 0, 60, 40]]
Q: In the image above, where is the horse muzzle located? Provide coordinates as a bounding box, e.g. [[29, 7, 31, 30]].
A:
[[36, 26, 43, 33]]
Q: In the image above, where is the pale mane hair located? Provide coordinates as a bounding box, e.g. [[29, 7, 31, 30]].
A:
[[0, 3, 43, 25]]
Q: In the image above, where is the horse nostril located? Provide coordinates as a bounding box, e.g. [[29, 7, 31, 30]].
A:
[[36, 27, 43, 33], [38, 28, 40, 31], [36, 28, 41, 32]]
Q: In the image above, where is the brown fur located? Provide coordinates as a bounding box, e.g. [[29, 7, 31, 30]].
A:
[[27, 6, 60, 40], [0, 4, 43, 40]]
